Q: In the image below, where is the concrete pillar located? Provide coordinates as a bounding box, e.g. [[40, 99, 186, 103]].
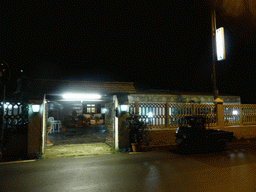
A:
[[214, 98, 224, 129], [42, 95, 46, 154], [165, 103, 170, 128], [118, 113, 130, 149], [113, 95, 119, 150], [105, 102, 115, 147], [192, 103, 196, 115], [239, 104, 243, 126], [28, 100, 43, 159], [135, 101, 139, 121]]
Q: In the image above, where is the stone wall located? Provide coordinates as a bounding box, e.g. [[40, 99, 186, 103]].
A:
[[145, 129, 177, 147], [222, 126, 256, 140], [141, 125, 256, 148]]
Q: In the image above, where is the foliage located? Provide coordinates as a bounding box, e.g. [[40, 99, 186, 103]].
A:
[[36, 152, 45, 159], [126, 114, 148, 144], [116, 147, 132, 153]]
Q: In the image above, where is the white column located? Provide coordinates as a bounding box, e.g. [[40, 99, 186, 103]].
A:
[[113, 95, 119, 150], [42, 94, 46, 154]]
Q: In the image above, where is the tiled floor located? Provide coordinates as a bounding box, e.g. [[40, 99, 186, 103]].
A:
[[45, 143, 113, 159], [45, 125, 114, 159], [48, 125, 107, 145]]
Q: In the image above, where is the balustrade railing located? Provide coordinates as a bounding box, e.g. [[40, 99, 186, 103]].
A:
[[241, 104, 256, 125], [223, 104, 240, 125], [129, 102, 217, 129], [129, 102, 256, 129]]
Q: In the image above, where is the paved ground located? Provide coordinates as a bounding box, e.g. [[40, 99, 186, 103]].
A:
[[45, 143, 114, 159], [48, 124, 107, 145], [46, 125, 114, 159]]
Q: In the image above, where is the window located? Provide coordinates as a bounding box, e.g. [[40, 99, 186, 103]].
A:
[[83, 103, 101, 114], [87, 104, 95, 113]]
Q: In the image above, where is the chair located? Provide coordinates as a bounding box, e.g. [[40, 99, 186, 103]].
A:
[[48, 117, 62, 134], [51, 120, 62, 133], [48, 117, 54, 134]]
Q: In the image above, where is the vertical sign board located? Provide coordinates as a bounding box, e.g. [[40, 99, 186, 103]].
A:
[[216, 27, 226, 61]]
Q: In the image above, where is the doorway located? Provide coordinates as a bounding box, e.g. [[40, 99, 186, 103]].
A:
[[47, 100, 107, 145], [42, 94, 117, 157]]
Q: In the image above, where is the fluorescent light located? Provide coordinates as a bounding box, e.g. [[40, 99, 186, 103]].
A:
[[32, 105, 40, 112], [148, 112, 153, 118], [233, 110, 238, 115], [101, 108, 107, 114], [121, 105, 128, 111], [62, 93, 101, 101], [4, 104, 12, 109]]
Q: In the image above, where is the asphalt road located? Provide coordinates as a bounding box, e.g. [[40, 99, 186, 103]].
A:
[[1, 146, 256, 192]]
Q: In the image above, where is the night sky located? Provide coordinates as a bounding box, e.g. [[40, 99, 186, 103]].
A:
[[1, 1, 256, 103]]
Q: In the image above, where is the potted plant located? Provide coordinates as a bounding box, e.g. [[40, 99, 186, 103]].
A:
[[126, 114, 148, 152]]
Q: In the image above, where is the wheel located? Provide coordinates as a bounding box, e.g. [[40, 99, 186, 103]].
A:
[[178, 141, 190, 154]]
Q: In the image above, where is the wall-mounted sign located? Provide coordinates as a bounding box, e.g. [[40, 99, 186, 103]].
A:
[[216, 27, 226, 61]]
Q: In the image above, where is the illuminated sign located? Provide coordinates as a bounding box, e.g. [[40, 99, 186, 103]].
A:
[[216, 27, 226, 61]]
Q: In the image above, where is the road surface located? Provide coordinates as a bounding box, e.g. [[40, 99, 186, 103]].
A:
[[1, 146, 256, 191]]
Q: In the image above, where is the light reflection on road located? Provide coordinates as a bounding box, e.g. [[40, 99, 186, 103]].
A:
[[141, 146, 256, 191], [145, 165, 160, 191]]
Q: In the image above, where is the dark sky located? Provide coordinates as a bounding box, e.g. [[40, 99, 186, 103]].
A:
[[1, 1, 256, 103]]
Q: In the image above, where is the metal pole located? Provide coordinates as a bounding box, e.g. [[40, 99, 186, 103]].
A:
[[211, 8, 219, 100], [1, 85, 5, 158], [0, 61, 10, 160]]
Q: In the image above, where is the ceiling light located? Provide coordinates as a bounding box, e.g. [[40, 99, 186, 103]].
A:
[[62, 93, 101, 101]]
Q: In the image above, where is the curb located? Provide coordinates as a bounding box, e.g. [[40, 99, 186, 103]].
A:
[[0, 159, 36, 165], [227, 141, 256, 146]]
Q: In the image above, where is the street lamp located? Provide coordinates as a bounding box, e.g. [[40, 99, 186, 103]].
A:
[[211, 7, 218, 100], [209, 0, 256, 102], [211, 2, 226, 100]]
